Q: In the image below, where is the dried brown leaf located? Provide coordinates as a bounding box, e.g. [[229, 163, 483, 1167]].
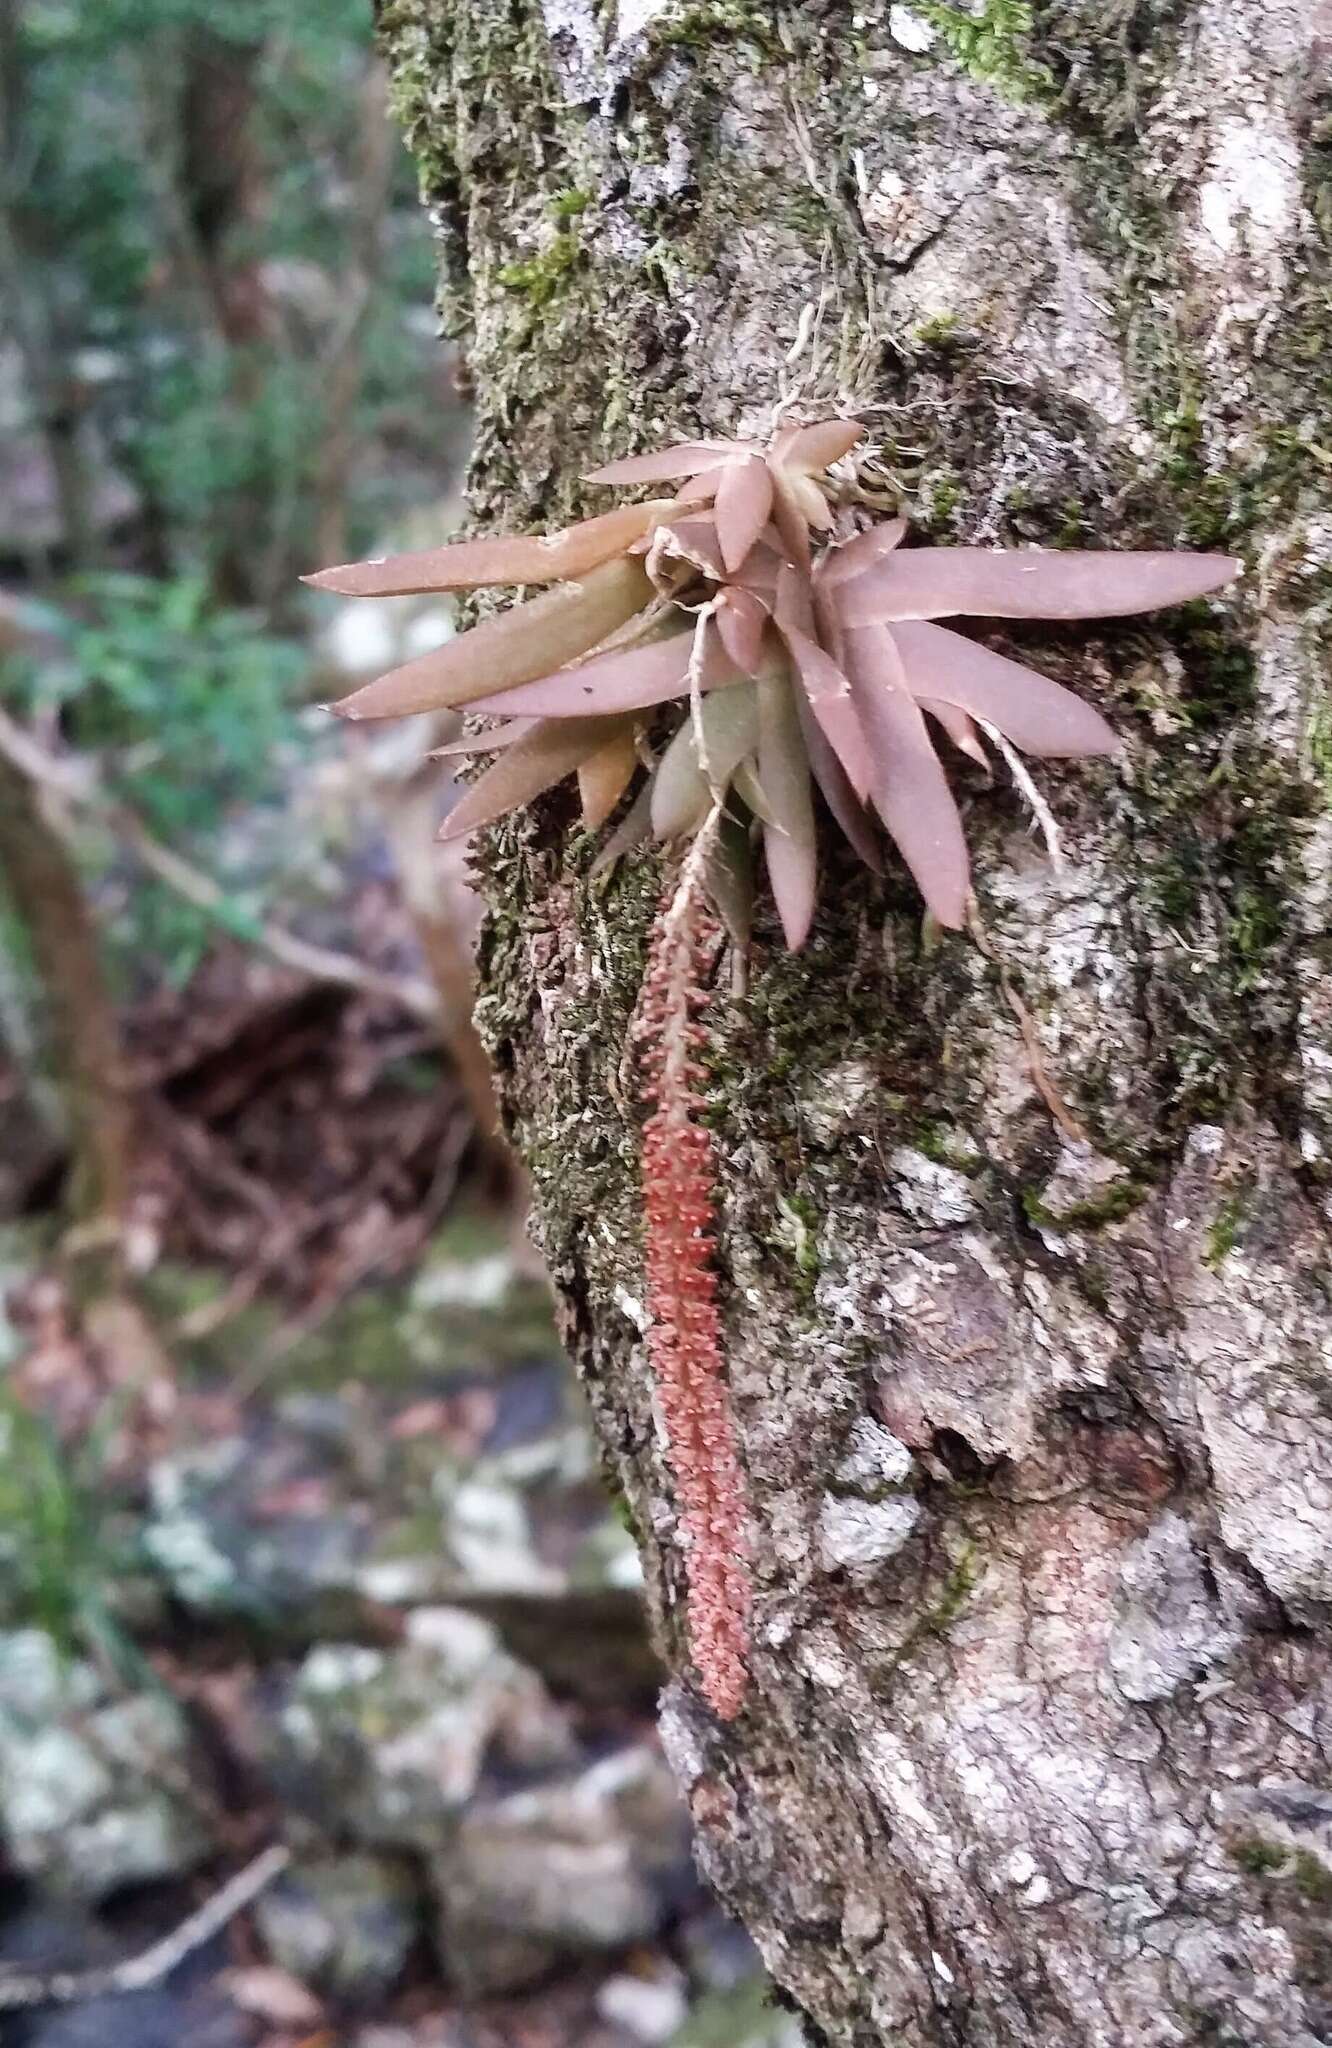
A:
[[592, 779, 655, 871]]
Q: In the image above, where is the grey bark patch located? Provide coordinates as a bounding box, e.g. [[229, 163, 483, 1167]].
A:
[[818, 1495, 921, 1577], [1108, 1511, 1240, 1702]]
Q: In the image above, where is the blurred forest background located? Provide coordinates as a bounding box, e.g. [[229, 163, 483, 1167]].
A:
[[0, 6, 789, 2044]]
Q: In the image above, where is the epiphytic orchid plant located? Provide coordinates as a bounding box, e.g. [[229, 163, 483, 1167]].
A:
[[306, 422, 1239, 1722], [308, 420, 1238, 945]]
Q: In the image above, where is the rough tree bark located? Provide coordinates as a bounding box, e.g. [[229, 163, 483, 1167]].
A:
[[375, 2, 1332, 2040]]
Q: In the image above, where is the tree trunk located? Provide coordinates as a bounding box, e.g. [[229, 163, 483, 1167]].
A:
[[0, 756, 134, 1242], [375, 2, 1332, 2039]]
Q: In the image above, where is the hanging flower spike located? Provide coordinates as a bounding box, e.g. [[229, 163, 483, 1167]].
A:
[[635, 819, 752, 1719]]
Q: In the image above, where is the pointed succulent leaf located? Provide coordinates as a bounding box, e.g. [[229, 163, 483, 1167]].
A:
[[306, 502, 672, 597], [728, 536, 784, 600], [428, 718, 536, 758], [757, 671, 818, 950], [715, 454, 775, 574], [730, 758, 781, 829], [651, 685, 760, 840], [774, 570, 872, 802], [578, 726, 640, 828], [583, 440, 752, 485], [919, 698, 989, 770], [838, 546, 1241, 625], [771, 419, 865, 473], [438, 715, 626, 841], [705, 810, 756, 950], [332, 557, 655, 721], [781, 622, 873, 804], [891, 620, 1119, 757], [843, 624, 971, 929], [790, 671, 882, 872], [768, 465, 812, 572], [591, 780, 655, 873], [653, 515, 726, 581], [784, 470, 835, 532], [816, 518, 908, 588], [471, 618, 748, 719], [715, 587, 769, 675], [671, 469, 725, 508]]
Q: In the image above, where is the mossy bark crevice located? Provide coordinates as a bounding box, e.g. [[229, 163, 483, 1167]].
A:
[[378, 1, 1332, 2039]]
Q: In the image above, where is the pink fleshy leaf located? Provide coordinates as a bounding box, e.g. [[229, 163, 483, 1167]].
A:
[[584, 440, 752, 485], [838, 546, 1241, 625], [438, 716, 624, 841], [655, 515, 725, 580], [790, 679, 883, 872], [332, 557, 655, 720], [729, 537, 784, 600], [428, 718, 537, 758], [768, 465, 812, 572], [715, 587, 769, 675], [715, 455, 775, 574], [651, 685, 760, 841], [918, 699, 989, 769], [815, 518, 908, 588], [891, 620, 1120, 757], [779, 620, 873, 804], [771, 419, 865, 472], [592, 780, 654, 871], [578, 727, 640, 828], [672, 469, 725, 507], [305, 501, 670, 596], [842, 624, 971, 928], [784, 470, 835, 532], [758, 671, 817, 950], [773, 567, 871, 801], [467, 618, 746, 719]]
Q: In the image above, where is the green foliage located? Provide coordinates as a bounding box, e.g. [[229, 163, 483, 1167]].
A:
[[499, 232, 582, 306], [4, 573, 308, 982], [49, 573, 305, 822], [1231, 1837, 1288, 1877], [0, 1391, 144, 1669], [1204, 1190, 1248, 1268], [1022, 1178, 1148, 1233], [913, 0, 1054, 100], [10, 0, 441, 592]]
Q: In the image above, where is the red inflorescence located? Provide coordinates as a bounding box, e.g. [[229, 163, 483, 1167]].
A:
[[636, 869, 752, 1720]]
